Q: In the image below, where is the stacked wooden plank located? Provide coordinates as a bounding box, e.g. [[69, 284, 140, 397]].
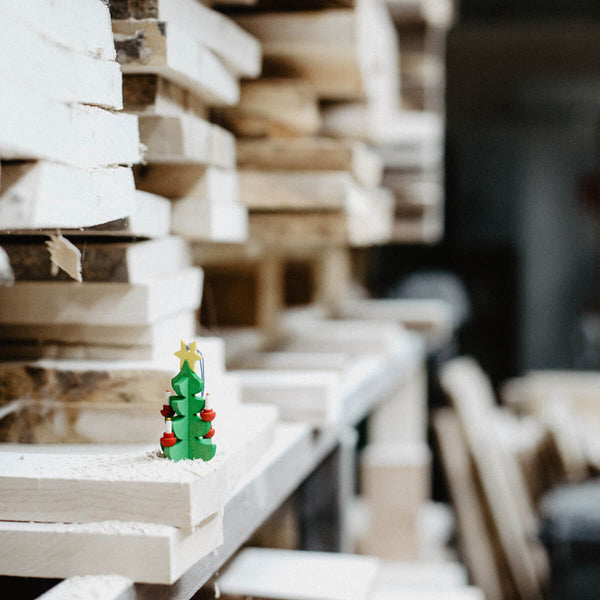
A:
[[0, 1, 203, 365], [379, 0, 454, 242], [111, 0, 262, 243], [216, 2, 396, 250]]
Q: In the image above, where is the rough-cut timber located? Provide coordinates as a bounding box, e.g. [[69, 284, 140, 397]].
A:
[[0, 267, 203, 326], [113, 20, 239, 106], [1, 236, 190, 283], [0, 87, 141, 168], [110, 0, 261, 77], [0, 162, 136, 231], [1, 12, 122, 110]]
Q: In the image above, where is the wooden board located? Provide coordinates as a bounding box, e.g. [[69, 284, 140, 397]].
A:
[[110, 0, 261, 77], [0, 451, 226, 528], [321, 104, 443, 157], [346, 185, 394, 247], [37, 575, 132, 600], [113, 20, 239, 106], [439, 359, 547, 600], [171, 198, 248, 242], [0, 512, 223, 584], [134, 165, 238, 201], [0, 267, 203, 326], [216, 548, 380, 600], [0, 87, 140, 168], [237, 138, 383, 188], [0, 162, 136, 230], [233, 369, 342, 425], [233, 2, 399, 105], [433, 409, 507, 600], [1, 236, 190, 283], [1, 0, 116, 60], [138, 114, 236, 167], [0, 310, 197, 363], [249, 212, 347, 248], [1, 12, 122, 110], [240, 171, 353, 211], [213, 78, 321, 138], [123, 74, 208, 118]]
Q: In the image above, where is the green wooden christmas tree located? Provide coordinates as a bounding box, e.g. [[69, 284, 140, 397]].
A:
[[160, 340, 216, 462]]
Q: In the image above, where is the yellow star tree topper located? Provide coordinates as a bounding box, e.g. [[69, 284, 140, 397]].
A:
[[174, 339, 202, 370]]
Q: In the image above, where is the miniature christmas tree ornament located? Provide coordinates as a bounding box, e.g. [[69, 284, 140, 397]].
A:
[[160, 340, 216, 462]]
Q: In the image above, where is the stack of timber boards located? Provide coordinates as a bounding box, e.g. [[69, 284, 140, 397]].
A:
[[111, 0, 262, 243], [0, 1, 203, 366], [0, 394, 279, 584], [379, 0, 454, 242], [0, 0, 140, 230], [214, 1, 398, 248]]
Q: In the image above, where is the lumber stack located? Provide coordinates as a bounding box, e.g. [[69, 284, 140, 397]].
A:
[[111, 0, 261, 243], [380, 0, 454, 242], [0, 0, 204, 366]]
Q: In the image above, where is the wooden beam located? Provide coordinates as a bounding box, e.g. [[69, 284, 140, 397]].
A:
[[0, 267, 203, 326], [0, 162, 136, 231], [138, 114, 235, 167], [0, 451, 226, 529], [0, 88, 140, 168], [134, 165, 238, 200], [0, 512, 223, 584], [171, 197, 248, 242], [123, 74, 208, 118], [237, 138, 383, 187], [214, 78, 321, 138], [113, 20, 239, 106], [233, 3, 399, 105], [1, 0, 116, 60], [2, 12, 122, 109], [110, 0, 261, 77], [1, 236, 190, 283]]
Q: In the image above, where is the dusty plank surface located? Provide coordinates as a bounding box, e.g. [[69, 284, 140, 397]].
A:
[[113, 20, 239, 106], [0, 162, 136, 230]]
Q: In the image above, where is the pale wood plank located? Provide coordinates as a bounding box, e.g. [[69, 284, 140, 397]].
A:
[[0, 88, 140, 168], [440, 359, 547, 600], [1, 236, 190, 283], [134, 165, 238, 200], [171, 197, 248, 242], [0, 267, 203, 326], [110, 0, 261, 77], [113, 20, 239, 106], [123, 74, 208, 118], [233, 2, 399, 106], [1, 0, 116, 60], [138, 114, 236, 167], [38, 575, 133, 600], [0, 451, 226, 528], [433, 409, 507, 600], [236, 138, 383, 187], [0, 512, 223, 584], [214, 78, 321, 138], [0, 162, 136, 230], [216, 548, 379, 600], [1, 12, 122, 109], [249, 212, 347, 247]]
